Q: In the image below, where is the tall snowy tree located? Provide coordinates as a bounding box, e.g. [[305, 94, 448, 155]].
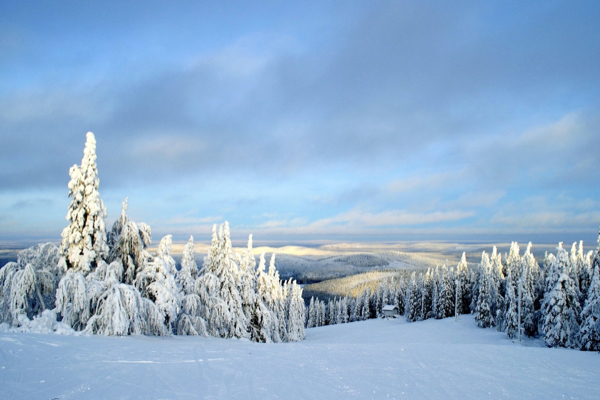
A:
[[475, 252, 495, 328], [503, 269, 519, 339], [580, 263, 600, 351], [519, 243, 537, 337], [60, 132, 109, 275], [490, 247, 505, 329], [285, 281, 306, 341], [436, 265, 454, 319], [580, 231, 600, 351], [255, 251, 279, 341], [541, 245, 581, 348], [237, 235, 261, 340], [421, 269, 433, 319], [307, 297, 316, 328], [455, 252, 471, 315], [405, 272, 419, 322], [204, 223, 247, 339]]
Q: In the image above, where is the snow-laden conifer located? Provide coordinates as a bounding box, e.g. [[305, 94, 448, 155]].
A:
[[580, 231, 600, 351], [107, 199, 152, 285], [307, 297, 316, 328], [576, 241, 591, 306], [176, 236, 209, 336], [520, 243, 537, 336], [421, 269, 433, 319], [135, 235, 182, 332], [456, 252, 470, 315], [436, 265, 454, 319], [285, 281, 306, 341], [541, 245, 581, 348], [503, 269, 519, 339], [491, 248, 505, 330], [84, 259, 166, 336], [0, 243, 62, 325], [317, 299, 327, 326], [255, 251, 279, 341], [177, 236, 198, 295], [237, 235, 258, 338], [475, 252, 495, 328], [60, 132, 108, 274], [55, 271, 89, 330], [431, 266, 440, 318], [580, 262, 600, 351], [405, 272, 418, 322], [218, 223, 248, 339]]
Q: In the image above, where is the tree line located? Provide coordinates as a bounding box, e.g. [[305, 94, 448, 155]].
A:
[[306, 241, 600, 351]]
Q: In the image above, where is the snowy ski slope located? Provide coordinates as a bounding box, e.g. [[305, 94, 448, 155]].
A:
[[2, 315, 599, 399]]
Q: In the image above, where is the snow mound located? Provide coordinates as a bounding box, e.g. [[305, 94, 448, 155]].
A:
[[0, 310, 78, 335]]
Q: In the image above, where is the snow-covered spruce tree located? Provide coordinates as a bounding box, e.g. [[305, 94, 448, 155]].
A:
[[415, 273, 425, 321], [0, 243, 62, 325], [220, 224, 249, 339], [503, 269, 519, 339], [55, 271, 89, 330], [193, 225, 226, 337], [356, 289, 368, 320], [255, 251, 279, 341], [405, 272, 418, 322], [285, 280, 306, 341], [328, 298, 336, 325], [238, 235, 256, 328], [580, 263, 600, 351], [437, 265, 454, 319], [307, 297, 316, 328], [60, 132, 108, 275], [84, 259, 166, 336], [431, 266, 440, 318], [392, 279, 402, 315], [318, 299, 326, 326], [176, 236, 198, 295], [543, 245, 565, 306], [237, 235, 259, 339], [197, 223, 247, 339], [541, 245, 581, 348], [475, 252, 495, 328], [134, 235, 182, 332], [520, 243, 537, 337], [107, 199, 152, 285], [421, 269, 433, 320], [578, 241, 592, 304], [176, 235, 209, 336], [469, 263, 481, 314], [268, 254, 289, 340], [491, 248, 505, 331], [456, 252, 471, 315]]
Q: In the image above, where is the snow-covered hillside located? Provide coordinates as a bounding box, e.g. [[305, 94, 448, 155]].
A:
[[2, 315, 599, 400]]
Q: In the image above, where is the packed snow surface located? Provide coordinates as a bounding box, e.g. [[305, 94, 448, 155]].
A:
[[2, 315, 600, 399]]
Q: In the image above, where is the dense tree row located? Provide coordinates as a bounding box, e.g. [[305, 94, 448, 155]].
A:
[[306, 239, 600, 351], [0, 133, 305, 342]]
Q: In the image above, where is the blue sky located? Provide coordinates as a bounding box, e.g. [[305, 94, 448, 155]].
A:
[[1, 1, 599, 245]]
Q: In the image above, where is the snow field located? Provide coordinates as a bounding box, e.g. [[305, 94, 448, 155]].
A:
[[2, 315, 599, 400]]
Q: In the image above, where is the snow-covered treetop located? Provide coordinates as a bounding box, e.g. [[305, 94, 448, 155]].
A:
[[60, 131, 108, 275]]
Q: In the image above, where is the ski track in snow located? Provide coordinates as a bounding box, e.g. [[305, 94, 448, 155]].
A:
[[1, 315, 600, 399]]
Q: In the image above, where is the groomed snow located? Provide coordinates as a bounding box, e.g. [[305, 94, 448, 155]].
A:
[[2, 315, 599, 399]]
